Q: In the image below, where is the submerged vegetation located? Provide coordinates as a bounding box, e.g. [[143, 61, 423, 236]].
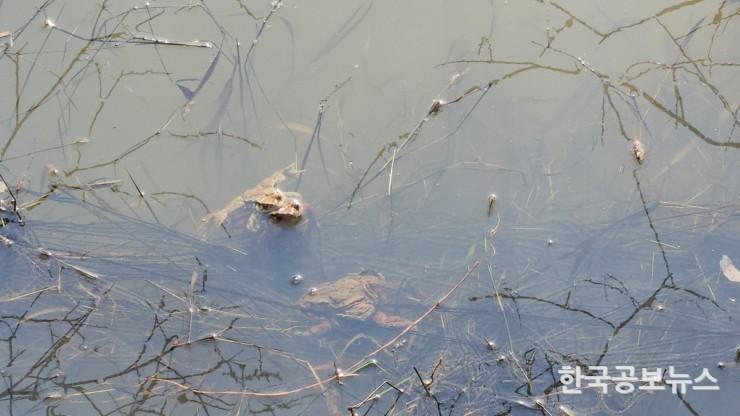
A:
[[1, 0, 739, 415]]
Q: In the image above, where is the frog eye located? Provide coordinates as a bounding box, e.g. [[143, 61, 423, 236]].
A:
[[291, 201, 301, 211]]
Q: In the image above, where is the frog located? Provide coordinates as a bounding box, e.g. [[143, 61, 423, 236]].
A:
[[266, 196, 304, 228], [298, 271, 412, 335], [198, 165, 321, 277], [199, 165, 308, 239]]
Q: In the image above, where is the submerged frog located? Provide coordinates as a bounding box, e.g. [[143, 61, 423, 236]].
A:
[[298, 271, 412, 334]]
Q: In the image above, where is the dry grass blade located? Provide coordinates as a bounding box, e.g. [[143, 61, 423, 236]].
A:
[[59, 261, 101, 280]]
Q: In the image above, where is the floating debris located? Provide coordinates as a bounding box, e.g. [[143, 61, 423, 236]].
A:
[[0, 235, 13, 247], [0, 39, 9, 52], [0, 173, 24, 225], [631, 139, 646, 163], [46, 164, 60, 179], [558, 404, 578, 416], [487, 193, 497, 216], [44, 390, 64, 402], [485, 339, 497, 350], [510, 398, 539, 410], [427, 99, 445, 117], [720, 255, 740, 283], [0, 31, 11, 47]]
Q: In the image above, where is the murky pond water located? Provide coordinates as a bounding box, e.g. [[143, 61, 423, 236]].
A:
[[1, 1, 739, 415]]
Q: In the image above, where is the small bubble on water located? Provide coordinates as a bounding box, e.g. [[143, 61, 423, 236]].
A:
[[291, 274, 304, 285]]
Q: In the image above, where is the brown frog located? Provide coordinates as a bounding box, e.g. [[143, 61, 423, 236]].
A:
[[298, 271, 411, 334], [199, 165, 309, 239], [198, 165, 321, 277]]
